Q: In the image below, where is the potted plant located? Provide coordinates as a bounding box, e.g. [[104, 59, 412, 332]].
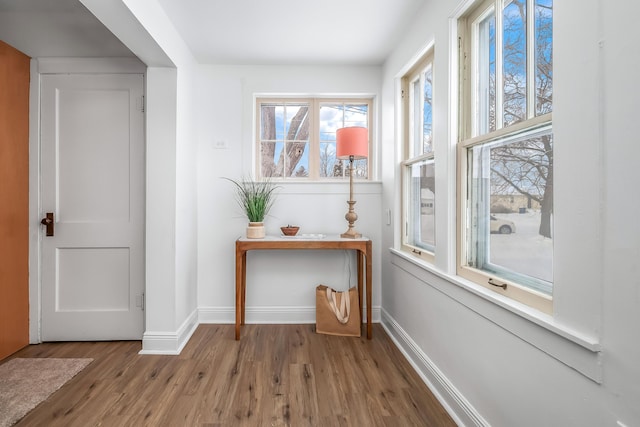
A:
[[224, 176, 279, 238]]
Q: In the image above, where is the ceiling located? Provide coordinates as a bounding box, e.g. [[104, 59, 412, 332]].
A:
[[156, 0, 425, 65], [0, 0, 134, 58], [0, 0, 425, 66]]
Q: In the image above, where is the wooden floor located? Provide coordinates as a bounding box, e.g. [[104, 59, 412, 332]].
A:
[[8, 324, 456, 426]]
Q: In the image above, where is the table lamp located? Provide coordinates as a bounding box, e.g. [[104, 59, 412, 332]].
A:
[[336, 126, 368, 238]]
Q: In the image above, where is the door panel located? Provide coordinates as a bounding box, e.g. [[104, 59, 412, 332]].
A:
[[58, 88, 132, 223], [57, 248, 130, 311], [40, 74, 144, 341]]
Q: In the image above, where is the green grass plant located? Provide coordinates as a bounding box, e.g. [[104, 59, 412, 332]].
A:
[[224, 176, 279, 223]]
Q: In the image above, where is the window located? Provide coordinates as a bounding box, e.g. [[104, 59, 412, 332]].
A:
[[256, 98, 372, 180], [401, 51, 435, 261], [459, 0, 553, 312]]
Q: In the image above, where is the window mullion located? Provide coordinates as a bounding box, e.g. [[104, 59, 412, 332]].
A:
[[495, 0, 504, 130], [526, 0, 535, 119], [308, 99, 319, 179], [283, 104, 290, 176], [419, 72, 426, 155], [409, 77, 417, 157], [402, 78, 410, 158]]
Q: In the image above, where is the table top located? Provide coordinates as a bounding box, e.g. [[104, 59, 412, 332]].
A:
[[237, 234, 370, 242], [236, 235, 371, 250]]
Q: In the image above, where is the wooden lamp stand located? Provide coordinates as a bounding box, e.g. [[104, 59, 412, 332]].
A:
[[336, 127, 368, 239], [341, 156, 361, 238]]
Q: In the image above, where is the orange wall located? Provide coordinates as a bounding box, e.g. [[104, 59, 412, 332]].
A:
[[0, 40, 30, 360]]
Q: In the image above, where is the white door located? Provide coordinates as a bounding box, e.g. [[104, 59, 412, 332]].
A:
[[40, 74, 145, 341]]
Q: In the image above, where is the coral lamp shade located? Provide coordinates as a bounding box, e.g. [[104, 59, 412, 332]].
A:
[[336, 127, 368, 160]]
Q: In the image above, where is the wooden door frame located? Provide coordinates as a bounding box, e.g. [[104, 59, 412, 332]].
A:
[[28, 57, 147, 343]]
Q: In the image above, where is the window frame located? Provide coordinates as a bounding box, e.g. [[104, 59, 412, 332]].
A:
[[401, 50, 436, 263], [255, 97, 374, 181], [457, 0, 553, 313]]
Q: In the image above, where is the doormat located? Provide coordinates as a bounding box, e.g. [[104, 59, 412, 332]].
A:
[[0, 357, 93, 427]]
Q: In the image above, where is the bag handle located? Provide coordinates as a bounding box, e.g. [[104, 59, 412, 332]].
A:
[[325, 287, 350, 324]]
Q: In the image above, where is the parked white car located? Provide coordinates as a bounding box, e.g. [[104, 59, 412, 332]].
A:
[[490, 215, 515, 234]]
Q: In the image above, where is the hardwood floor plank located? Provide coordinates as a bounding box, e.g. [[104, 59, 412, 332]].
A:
[[7, 324, 456, 426]]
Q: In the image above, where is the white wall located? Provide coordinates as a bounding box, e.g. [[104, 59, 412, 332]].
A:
[[129, 0, 200, 353], [79, 0, 640, 424], [380, 0, 640, 425], [84, 0, 201, 353], [196, 65, 383, 325]]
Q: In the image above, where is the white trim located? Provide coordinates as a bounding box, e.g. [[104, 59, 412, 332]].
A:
[[29, 57, 148, 344], [381, 308, 488, 427], [197, 307, 235, 324], [28, 59, 42, 344], [273, 180, 382, 195], [451, 0, 479, 20], [37, 57, 146, 74], [495, 1, 504, 130], [254, 96, 376, 180], [139, 309, 199, 355], [393, 77, 405, 250], [390, 249, 603, 383], [255, 92, 377, 99], [201, 307, 315, 324], [198, 305, 382, 325], [447, 15, 461, 274], [526, 0, 536, 119]]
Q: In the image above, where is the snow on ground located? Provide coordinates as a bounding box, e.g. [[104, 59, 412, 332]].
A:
[[490, 211, 553, 283], [416, 210, 552, 283]]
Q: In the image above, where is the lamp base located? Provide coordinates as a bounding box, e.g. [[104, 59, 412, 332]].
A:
[[340, 228, 362, 239]]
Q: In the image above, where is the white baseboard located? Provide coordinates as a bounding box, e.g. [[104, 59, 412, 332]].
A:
[[380, 308, 488, 427], [198, 305, 381, 324], [139, 309, 199, 355]]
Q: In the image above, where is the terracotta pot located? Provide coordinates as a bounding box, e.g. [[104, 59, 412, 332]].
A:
[[246, 222, 265, 239]]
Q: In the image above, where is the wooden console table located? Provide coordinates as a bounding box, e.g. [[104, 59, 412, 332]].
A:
[[235, 235, 372, 340]]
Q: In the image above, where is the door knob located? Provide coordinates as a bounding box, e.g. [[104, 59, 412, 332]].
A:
[[41, 212, 54, 236]]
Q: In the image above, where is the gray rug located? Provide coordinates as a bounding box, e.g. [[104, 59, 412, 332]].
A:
[[0, 357, 93, 427]]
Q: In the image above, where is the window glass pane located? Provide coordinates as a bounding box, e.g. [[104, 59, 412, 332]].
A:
[[260, 104, 278, 141], [467, 126, 553, 293], [535, 0, 553, 115], [344, 104, 368, 128], [319, 104, 341, 177], [412, 78, 422, 156], [423, 65, 433, 154], [410, 65, 434, 155], [319, 141, 338, 177], [477, 11, 496, 134], [407, 159, 435, 251], [286, 142, 310, 177], [503, 0, 527, 127], [319, 103, 368, 178], [352, 158, 367, 179], [260, 103, 309, 177], [259, 140, 284, 176]]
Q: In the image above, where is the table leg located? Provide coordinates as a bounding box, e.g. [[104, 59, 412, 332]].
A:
[[366, 241, 372, 339], [241, 251, 247, 325], [235, 246, 244, 340], [357, 250, 364, 334]]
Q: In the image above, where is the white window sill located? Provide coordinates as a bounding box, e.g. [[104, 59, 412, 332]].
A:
[[275, 180, 382, 195], [389, 248, 602, 383]]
